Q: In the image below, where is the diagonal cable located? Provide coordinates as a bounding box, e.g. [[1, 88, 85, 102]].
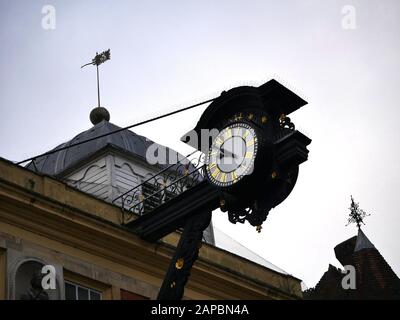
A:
[[15, 97, 215, 165]]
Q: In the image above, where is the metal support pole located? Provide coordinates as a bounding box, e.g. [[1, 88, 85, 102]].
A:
[[157, 210, 212, 300], [96, 64, 100, 107]]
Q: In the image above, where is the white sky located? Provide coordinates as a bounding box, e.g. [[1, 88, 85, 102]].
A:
[[1, 0, 399, 288]]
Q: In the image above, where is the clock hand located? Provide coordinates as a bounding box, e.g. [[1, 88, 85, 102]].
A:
[[220, 148, 236, 159]]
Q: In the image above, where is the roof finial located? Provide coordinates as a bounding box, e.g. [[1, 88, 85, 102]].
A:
[[81, 49, 111, 125], [346, 195, 370, 229], [89, 106, 110, 125]]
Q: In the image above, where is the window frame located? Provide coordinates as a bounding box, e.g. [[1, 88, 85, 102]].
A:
[[64, 280, 102, 300], [63, 270, 112, 300]]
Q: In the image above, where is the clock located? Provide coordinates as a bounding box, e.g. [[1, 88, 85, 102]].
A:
[[180, 81, 311, 229], [205, 122, 258, 187]]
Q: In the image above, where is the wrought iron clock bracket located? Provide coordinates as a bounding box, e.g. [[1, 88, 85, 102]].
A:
[[220, 192, 272, 231], [157, 209, 212, 300]]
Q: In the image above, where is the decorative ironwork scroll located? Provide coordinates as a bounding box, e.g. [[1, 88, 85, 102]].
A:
[[112, 150, 206, 223]]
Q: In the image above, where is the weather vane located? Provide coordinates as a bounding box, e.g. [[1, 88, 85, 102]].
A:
[[81, 49, 111, 108], [346, 195, 370, 229]]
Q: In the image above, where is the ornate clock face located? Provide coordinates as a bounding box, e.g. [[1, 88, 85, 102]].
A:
[[205, 122, 258, 187]]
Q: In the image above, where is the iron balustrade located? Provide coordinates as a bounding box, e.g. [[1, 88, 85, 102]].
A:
[[112, 150, 206, 223]]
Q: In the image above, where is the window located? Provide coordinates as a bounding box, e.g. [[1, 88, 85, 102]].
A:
[[142, 182, 178, 213], [63, 270, 111, 299], [65, 281, 102, 300], [163, 189, 176, 203], [142, 182, 162, 212]]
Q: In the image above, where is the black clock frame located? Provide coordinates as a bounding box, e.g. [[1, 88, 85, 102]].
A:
[[127, 79, 311, 300], [185, 81, 311, 228]]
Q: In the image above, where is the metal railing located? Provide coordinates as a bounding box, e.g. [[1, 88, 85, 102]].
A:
[[112, 150, 206, 223]]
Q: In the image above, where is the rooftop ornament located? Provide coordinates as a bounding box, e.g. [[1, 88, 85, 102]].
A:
[[346, 195, 371, 229], [81, 49, 111, 125]]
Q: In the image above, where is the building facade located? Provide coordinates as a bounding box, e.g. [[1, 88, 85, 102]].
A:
[[0, 109, 302, 300]]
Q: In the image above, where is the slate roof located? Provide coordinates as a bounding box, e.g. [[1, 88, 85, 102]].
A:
[[25, 120, 176, 176]]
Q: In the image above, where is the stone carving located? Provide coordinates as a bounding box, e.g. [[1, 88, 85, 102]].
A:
[[19, 270, 49, 300]]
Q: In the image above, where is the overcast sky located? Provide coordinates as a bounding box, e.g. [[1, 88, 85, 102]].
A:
[[1, 0, 399, 288]]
